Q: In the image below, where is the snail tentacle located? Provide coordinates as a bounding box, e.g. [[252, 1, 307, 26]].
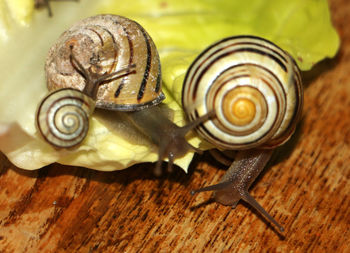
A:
[[241, 189, 285, 232], [154, 110, 217, 175], [127, 107, 214, 176], [69, 47, 90, 81], [191, 149, 284, 233], [94, 64, 136, 85], [69, 47, 136, 99]]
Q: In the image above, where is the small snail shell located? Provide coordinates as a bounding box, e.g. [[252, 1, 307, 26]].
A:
[[36, 88, 95, 148], [185, 35, 303, 233], [182, 35, 303, 150], [45, 14, 163, 111]]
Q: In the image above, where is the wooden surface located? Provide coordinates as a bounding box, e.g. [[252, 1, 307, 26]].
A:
[[0, 0, 349, 252]]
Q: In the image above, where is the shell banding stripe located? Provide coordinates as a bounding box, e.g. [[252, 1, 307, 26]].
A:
[[114, 20, 133, 99], [266, 59, 303, 148], [111, 19, 159, 100], [134, 21, 155, 101], [112, 20, 161, 102], [87, 27, 119, 74], [45, 14, 163, 111], [182, 35, 303, 150], [36, 88, 95, 148]]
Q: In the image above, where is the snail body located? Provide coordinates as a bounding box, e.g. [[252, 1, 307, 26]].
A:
[[183, 35, 303, 232]]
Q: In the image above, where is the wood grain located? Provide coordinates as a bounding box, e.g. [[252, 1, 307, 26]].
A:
[[0, 0, 349, 252]]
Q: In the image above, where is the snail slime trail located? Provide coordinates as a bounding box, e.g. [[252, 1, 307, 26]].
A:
[[184, 35, 303, 233]]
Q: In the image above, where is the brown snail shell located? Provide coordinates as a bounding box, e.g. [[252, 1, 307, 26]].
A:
[[45, 14, 163, 111], [37, 14, 162, 148]]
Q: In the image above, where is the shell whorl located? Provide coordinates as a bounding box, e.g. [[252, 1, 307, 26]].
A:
[[36, 88, 95, 148], [45, 14, 163, 111], [182, 35, 303, 150]]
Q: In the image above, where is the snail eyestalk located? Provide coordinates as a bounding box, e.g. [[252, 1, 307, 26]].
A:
[[69, 47, 136, 100], [127, 108, 215, 176], [191, 149, 284, 233]]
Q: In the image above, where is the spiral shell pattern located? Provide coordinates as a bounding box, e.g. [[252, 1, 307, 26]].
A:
[[182, 36, 303, 150], [36, 88, 95, 148], [45, 14, 163, 111]]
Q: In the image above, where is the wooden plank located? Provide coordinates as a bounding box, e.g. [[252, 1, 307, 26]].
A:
[[0, 0, 349, 251]]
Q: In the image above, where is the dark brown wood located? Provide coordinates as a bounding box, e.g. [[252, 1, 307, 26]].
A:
[[0, 0, 349, 251]]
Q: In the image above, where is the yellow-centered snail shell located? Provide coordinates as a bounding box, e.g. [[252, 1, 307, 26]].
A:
[[184, 35, 304, 233], [182, 35, 303, 150]]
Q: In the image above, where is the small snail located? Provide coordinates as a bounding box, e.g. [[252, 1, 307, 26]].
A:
[[35, 0, 79, 17], [36, 14, 208, 174], [182, 35, 303, 232], [36, 49, 136, 148], [36, 14, 161, 148]]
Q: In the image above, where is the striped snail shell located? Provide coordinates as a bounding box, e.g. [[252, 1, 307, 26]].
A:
[[185, 35, 304, 232], [36, 88, 95, 148], [45, 14, 163, 111], [182, 35, 303, 150]]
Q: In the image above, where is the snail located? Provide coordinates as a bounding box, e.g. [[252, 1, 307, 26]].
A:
[[182, 35, 303, 232], [36, 14, 161, 148], [36, 50, 136, 148], [36, 14, 209, 173], [34, 0, 79, 17]]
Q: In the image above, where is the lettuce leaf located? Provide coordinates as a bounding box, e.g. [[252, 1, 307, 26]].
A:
[[0, 0, 339, 172]]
